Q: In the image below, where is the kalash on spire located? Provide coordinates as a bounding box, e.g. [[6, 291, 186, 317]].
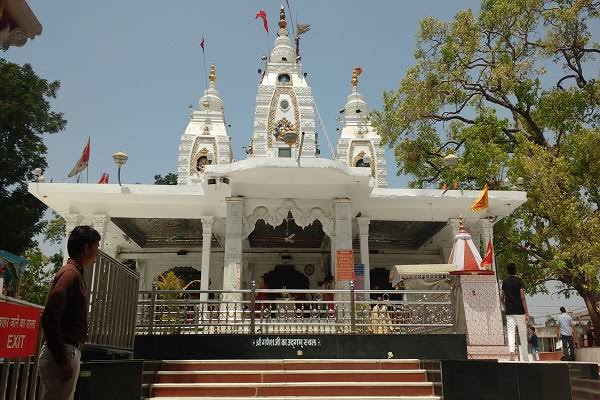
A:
[[248, 6, 319, 159]]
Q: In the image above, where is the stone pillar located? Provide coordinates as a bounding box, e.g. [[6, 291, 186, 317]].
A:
[[480, 218, 495, 272], [90, 215, 111, 253], [333, 198, 353, 290], [200, 216, 214, 302], [329, 234, 336, 277], [63, 214, 83, 264], [223, 197, 244, 301], [357, 217, 371, 291]]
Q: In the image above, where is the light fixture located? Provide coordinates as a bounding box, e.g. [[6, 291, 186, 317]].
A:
[[220, 177, 230, 184], [33, 168, 43, 182], [207, 178, 217, 185], [442, 153, 459, 168], [112, 151, 128, 186]]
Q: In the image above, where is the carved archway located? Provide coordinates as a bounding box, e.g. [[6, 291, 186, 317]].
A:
[[244, 199, 334, 238]]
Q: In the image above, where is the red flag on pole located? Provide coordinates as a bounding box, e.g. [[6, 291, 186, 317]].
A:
[[255, 10, 268, 33], [481, 240, 494, 269], [200, 36, 205, 52], [97, 172, 109, 184], [67, 138, 90, 177]]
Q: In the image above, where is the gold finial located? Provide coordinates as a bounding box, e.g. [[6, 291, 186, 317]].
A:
[[351, 66, 363, 88], [209, 64, 216, 83], [458, 215, 465, 231], [279, 6, 287, 29]]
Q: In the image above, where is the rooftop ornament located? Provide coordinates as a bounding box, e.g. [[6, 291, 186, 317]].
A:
[[112, 151, 128, 186]]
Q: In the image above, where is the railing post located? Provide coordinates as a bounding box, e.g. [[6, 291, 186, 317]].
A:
[[148, 284, 157, 335], [250, 281, 256, 334], [350, 280, 356, 334]]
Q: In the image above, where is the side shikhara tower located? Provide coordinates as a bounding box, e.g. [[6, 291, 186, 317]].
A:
[[335, 67, 387, 187], [178, 64, 233, 185]]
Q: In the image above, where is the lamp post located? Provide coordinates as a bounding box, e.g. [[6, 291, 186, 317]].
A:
[[112, 151, 128, 186], [442, 152, 460, 190]]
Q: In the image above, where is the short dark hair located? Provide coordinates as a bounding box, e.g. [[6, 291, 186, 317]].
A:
[[560, 306, 566, 313], [67, 225, 101, 258], [507, 263, 517, 275], [530, 326, 536, 332]]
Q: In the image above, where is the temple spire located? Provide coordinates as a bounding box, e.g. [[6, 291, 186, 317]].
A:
[[351, 66, 362, 89], [208, 63, 216, 88], [278, 6, 288, 36]]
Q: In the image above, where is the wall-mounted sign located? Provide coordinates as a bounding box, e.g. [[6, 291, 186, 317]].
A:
[[336, 250, 355, 281]]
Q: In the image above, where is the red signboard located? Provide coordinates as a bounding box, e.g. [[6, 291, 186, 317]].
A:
[[336, 250, 355, 281], [0, 301, 42, 358]]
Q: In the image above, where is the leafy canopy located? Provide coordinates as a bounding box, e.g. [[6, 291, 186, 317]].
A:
[[371, 0, 600, 322]]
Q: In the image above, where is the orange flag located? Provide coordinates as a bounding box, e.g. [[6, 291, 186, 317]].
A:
[[481, 240, 494, 269], [470, 184, 489, 211]]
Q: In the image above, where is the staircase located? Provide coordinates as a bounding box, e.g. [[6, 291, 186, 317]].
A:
[[145, 359, 441, 399]]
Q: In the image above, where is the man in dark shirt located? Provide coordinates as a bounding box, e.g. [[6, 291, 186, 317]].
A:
[[38, 225, 100, 400], [501, 262, 530, 361]]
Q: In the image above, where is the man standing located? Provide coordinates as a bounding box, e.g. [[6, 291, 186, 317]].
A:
[[501, 262, 529, 360], [38, 226, 100, 400], [557, 306, 576, 361]]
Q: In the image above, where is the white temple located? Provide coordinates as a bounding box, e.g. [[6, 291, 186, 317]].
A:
[[29, 7, 526, 296]]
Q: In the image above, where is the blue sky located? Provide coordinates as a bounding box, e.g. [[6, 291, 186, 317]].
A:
[[5, 0, 587, 318]]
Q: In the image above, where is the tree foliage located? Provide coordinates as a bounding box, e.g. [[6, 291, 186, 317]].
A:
[[0, 59, 66, 255], [19, 248, 53, 306], [154, 173, 178, 185], [371, 0, 600, 327]]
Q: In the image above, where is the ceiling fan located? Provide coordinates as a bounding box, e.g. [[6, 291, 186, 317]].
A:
[[275, 214, 296, 244]]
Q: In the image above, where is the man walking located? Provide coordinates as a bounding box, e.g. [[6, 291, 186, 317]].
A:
[[501, 263, 529, 360], [38, 226, 100, 400], [557, 306, 576, 361]]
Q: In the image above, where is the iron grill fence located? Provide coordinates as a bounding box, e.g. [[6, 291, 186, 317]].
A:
[[84, 251, 139, 351], [0, 295, 43, 400], [136, 282, 453, 335]]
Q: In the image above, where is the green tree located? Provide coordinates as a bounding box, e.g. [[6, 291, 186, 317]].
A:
[[154, 173, 178, 185], [44, 213, 65, 271], [371, 1, 600, 328], [19, 248, 53, 306], [0, 59, 66, 255]]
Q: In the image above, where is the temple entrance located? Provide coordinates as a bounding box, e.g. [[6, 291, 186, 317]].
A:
[[263, 264, 309, 300]]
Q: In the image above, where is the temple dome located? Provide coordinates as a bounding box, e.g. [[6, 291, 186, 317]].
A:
[[270, 35, 295, 64]]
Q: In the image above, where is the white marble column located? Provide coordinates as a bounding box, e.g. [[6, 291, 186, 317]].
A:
[[334, 198, 353, 290], [63, 214, 83, 264], [90, 215, 112, 255], [357, 217, 371, 291], [329, 234, 336, 277], [480, 218, 496, 272], [223, 197, 244, 301], [200, 216, 214, 302]]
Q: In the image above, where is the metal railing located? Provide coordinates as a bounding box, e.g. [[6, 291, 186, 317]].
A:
[[0, 295, 43, 400], [84, 251, 139, 351], [136, 282, 453, 335]]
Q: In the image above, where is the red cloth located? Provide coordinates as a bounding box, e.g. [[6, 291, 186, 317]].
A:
[[255, 10, 268, 33]]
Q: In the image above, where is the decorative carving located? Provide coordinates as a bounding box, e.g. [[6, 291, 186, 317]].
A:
[[244, 200, 334, 238], [267, 86, 300, 148], [349, 140, 376, 177], [189, 137, 217, 175]]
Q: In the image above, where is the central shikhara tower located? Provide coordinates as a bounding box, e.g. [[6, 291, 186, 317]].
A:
[[178, 6, 387, 186]]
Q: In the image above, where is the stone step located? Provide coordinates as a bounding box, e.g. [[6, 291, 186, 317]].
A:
[[149, 397, 441, 400], [160, 359, 421, 372], [156, 369, 428, 384], [150, 382, 435, 398]]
